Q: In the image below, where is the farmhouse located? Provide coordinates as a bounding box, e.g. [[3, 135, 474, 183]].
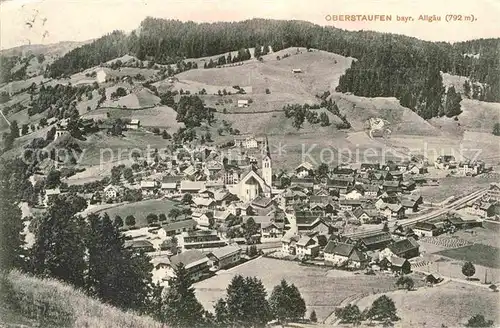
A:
[[124, 239, 155, 253], [126, 119, 140, 130], [380, 256, 411, 274], [207, 245, 242, 270], [96, 69, 107, 83], [181, 230, 226, 250], [103, 184, 120, 200], [237, 99, 249, 108], [295, 213, 330, 234], [261, 222, 285, 238], [413, 222, 439, 237], [323, 241, 368, 269], [192, 212, 211, 228], [357, 232, 393, 251], [281, 231, 300, 255], [169, 250, 210, 281], [180, 181, 206, 193], [160, 219, 197, 236], [44, 188, 61, 207], [380, 237, 420, 259], [295, 162, 314, 178], [295, 235, 320, 257]]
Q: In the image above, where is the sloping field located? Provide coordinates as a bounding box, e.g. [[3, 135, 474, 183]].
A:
[[355, 281, 499, 328], [102, 86, 160, 109], [95, 199, 179, 226], [329, 93, 442, 136], [75, 130, 171, 166], [436, 244, 500, 269], [1, 270, 161, 328], [194, 257, 420, 322], [82, 106, 183, 130]]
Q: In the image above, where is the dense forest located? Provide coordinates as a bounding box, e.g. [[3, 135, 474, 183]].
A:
[[33, 18, 500, 119]]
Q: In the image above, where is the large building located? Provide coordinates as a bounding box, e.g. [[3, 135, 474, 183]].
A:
[[233, 137, 273, 202]]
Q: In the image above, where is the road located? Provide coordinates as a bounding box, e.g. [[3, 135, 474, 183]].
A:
[[345, 188, 487, 238]]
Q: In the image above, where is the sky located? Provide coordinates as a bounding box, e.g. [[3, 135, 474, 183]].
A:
[[1, 0, 499, 50]]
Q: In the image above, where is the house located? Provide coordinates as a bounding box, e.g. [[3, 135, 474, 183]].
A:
[[169, 250, 210, 281], [290, 177, 315, 190], [161, 182, 178, 194], [281, 230, 300, 255], [251, 196, 274, 210], [295, 235, 320, 257], [192, 212, 211, 228], [295, 212, 330, 234], [361, 184, 380, 199], [323, 241, 368, 269], [352, 206, 382, 224], [380, 256, 411, 274], [380, 237, 420, 260], [487, 183, 500, 200], [183, 165, 198, 178], [140, 180, 157, 196], [357, 232, 393, 251], [124, 239, 155, 253], [279, 188, 308, 207], [379, 203, 405, 220], [207, 245, 242, 270], [96, 69, 107, 83], [466, 201, 498, 218], [181, 230, 226, 249], [160, 219, 197, 237], [192, 197, 215, 210], [261, 222, 285, 238], [344, 185, 365, 200], [392, 225, 417, 239], [339, 199, 363, 211], [44, 188, 61, 207], [291, 68, 302, 73], [103, 184, 120, 200], [295, 162, 314, 178], [237, 99, 249, 108], [360, 163, 380, 172], [126, 119, 140, 130], [413, 222, 439, 237], [327, 176, 354, 194]]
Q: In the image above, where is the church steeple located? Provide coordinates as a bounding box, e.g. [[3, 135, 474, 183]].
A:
[[262, 136, 272, 187]]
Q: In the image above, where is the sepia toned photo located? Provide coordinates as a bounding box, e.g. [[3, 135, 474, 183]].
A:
[[0, 0, 499, 327]]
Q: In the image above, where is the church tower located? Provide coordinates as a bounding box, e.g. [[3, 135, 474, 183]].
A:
[[262, 136, 272, 187]]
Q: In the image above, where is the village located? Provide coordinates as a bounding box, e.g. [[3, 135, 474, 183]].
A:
[[36, 124, 500, 292]]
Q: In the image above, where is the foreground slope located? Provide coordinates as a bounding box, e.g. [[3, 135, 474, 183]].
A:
[[1, 270, 162, 328]]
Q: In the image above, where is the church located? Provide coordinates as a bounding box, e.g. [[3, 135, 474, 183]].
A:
[[233, 137, 273, 202]]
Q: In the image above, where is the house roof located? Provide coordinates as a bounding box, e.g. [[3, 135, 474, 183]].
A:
[[349, 248, 368, 262], [162, 219, 197, 233], [296, 236, 314, 247], [208, 245, 241, 260], [330, 242, 355, 257], [180, 181, 206, 191], [323, 240, 337, 254], [46, 188, 61, 195], [140, 181, 156, 188], [388, 237, 419, 255], [170, 250, 209, 269], [161, 182, 177, 189], [388, 256, 408, 267], [296, 162, 314, 171], [414, 222, 437, 231], [124, 239, 154, 249], [358, 232, 392, 246], [193, 197, 215, 207], [281, 230, 300, 243], [251, 196, 273, 208]]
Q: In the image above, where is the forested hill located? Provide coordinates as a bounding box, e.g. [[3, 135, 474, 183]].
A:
[[45, 18, 500, 120]]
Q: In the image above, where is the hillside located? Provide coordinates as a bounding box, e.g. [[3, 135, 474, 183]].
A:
[[0, 270, 161, 328], [0, 41, 92, 57]]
